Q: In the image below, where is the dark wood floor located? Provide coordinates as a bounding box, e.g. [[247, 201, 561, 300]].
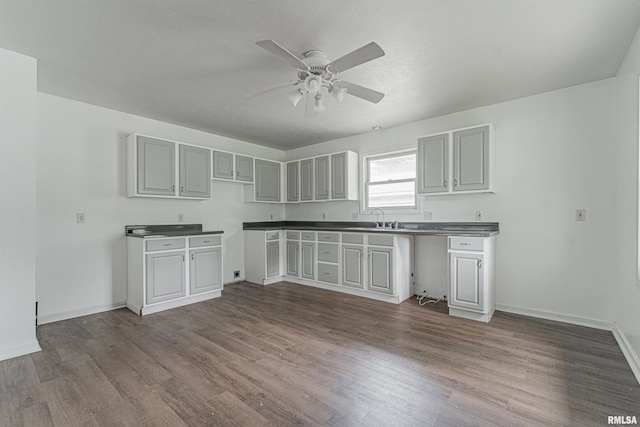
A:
[[1, 282, 639, 426]]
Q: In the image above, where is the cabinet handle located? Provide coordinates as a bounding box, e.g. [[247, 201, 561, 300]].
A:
[[236, 170, 239, 178], [163, 243, 172, 247], [454, 178, 458, 186], [172, 185, 176, 192], [182, 254, 185, 262], [323, 251, 331, 254], [443, 180, 448, 187], [460, 242, 470, 246], [191, 253, 194, 260], [477, 260, 483, 269], [203, 240, 210, 243], [180, 186, 184, 192]]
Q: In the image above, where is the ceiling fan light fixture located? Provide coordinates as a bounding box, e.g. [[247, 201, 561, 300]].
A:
[[329, 85, 347, 103], [288, 89, 304, 107], [314, 94, 327, 113], [304, 74, 323, 93]]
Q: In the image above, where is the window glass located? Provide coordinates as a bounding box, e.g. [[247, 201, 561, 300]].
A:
[[365, 151, 416, 210]]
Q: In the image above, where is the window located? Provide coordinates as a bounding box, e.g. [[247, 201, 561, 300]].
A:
[[364, 150, 416, 210]]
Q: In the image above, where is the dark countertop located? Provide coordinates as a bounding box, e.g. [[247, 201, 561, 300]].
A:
[[125, 224, 224, 238], [243, 221, 499, 237]]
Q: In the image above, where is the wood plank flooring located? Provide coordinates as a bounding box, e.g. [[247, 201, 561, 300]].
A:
[[1, 281, 639, 426]]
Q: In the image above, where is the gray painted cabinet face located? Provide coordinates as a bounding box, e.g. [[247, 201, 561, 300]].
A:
[[179, 145, 211, 198], [453, 126, 490, 191], [417, 133, 449, 194], [212, 151, 234, 180], [368, 247, 393, 294], [301, 242, 315, 279], [255, 159, 281, 202], [449, 252, 484, 311], [286, 161, 299, 202], [146, 251, 185, 304], [286, 240, 299, 276], [266, 241, 280, 278], [235, 155, 254, 182], [331, 153, 346, 199], [137, 136, 175, 196], [342, 245, 364, 288], [300, 159, 314, 201], [315, 156, 330, 200], [189, 247, 222, 294]]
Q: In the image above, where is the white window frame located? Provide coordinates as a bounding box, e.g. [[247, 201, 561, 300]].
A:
[[361, 148, 418, 213]]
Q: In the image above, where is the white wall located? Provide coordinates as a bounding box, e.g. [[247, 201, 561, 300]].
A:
[[614, 26, 640, 381], [36, 93, 285, 323], [286, 79, 618, 328], [0, 49, 40, 360]]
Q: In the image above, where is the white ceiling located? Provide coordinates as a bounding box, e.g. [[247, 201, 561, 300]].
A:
[[1, 0, 639, 150]]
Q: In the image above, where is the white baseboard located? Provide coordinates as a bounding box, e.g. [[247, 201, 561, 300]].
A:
[[495, 303, 613, 330], [38, 302, 126, 325], [612, 323, 640, 386], [0, 340, 41, 362]]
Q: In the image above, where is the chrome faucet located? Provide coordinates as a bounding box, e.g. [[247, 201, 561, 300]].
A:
[[370, 208, 386, 228]]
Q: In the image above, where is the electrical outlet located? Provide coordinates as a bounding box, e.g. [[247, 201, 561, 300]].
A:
[[76, 213, 85, 223], [576, 209, 586, 221], [475, 210, 483, 221], [269, 213, 274, 220], [233, 270, 240, 278], [178, 213, 184, 223], [322, 212, 327, 220], [423, 211, 433, 220], [352, 212, 359, 220]]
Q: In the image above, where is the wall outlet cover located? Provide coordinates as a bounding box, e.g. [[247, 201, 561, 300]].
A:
[[423, 211, 433, 220], [576, 209, 586, 221], [352, 212, 359, 220], [76, 213, 86, 223], [233, 270, 240, 278], [475, 210, 483, 221], [178, 213, 184, 223]]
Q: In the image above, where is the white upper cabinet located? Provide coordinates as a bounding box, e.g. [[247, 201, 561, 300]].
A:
[[417, 124, 493, 196], [127, 134, 210, 199], [255, 159, 282, 202], [213, 151, 255, 184], [287, 151, 358, 204], [286, 161, 300, 202], [235, 155, 254, 183], [315, 156, 330, 200], [212, 150, 234, 180], [300, 158, 314, 201]]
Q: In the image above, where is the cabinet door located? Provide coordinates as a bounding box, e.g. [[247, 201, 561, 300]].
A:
[[212, 151, 234, 180], [286, 240, 299, 276], [179, 145, 211, 198], [300, 159, 314, 201], [342, 245, 364, 288], [301, 242, 315, 279], [286, 161, 300, 202], [453, 126, 489, 191], [255, 159, 281, 202], [266, 241, 280, 278], [236, 155, 254, 183], [189, 247, 222, 294], [146, 251, 185, 304], [137, 136, 175, 196], [449, 252, 484, 311], [417, 133, 449, 194], [331, 152, 346, 199], [368, 247, 393, 294], [315, 156, 330, 200]]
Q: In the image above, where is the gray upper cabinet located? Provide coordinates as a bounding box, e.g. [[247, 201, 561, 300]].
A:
[[315, 156, 330, 200], [286, 161, 299, 202], [417, 133, 449, 194], [300, 159, 314, 201], [189, 247, 222, 295], [136, 136, 175, 196], [453, 126, 490, 192], [255, 159, 281, 202], [179, 145, 211, 198], [342, 245, 364, 288], [212, 151, 234, 180], [331, 153, 346, 199], [235, 155, 254, 183]]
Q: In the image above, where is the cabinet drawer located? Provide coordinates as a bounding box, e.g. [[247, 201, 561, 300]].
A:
[[286, 231, 300, 240], [449, 236, 484, 251], [190, 235, 221, 248], [146, 238, 186, 252], [317, 243, 339, 263], [317, 262, 339, 284], [342, 233, 364, 244], [266, 231, 280, 241], [301, 231, 316, 241], [368, 234, 393, 246], [318, 232, 340, 243]]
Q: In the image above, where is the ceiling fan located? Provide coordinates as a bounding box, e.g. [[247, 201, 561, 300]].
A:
[[247, 40, 385, 118]]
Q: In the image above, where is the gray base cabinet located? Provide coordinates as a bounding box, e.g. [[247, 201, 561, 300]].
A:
[[367, 247, 393, 294], [301, 241, 315, 279], [286, 240, 300, 277], [127, 234, 223, 316], [342, 245, 364, 288]]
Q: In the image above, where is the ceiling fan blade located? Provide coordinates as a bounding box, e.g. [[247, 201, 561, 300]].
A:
[[334, 81, 385, 104], [245, 80, 299, 99], [326, 42, 385, 74], [304, 92, 317, 118], [256, 40, 310, 70]]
